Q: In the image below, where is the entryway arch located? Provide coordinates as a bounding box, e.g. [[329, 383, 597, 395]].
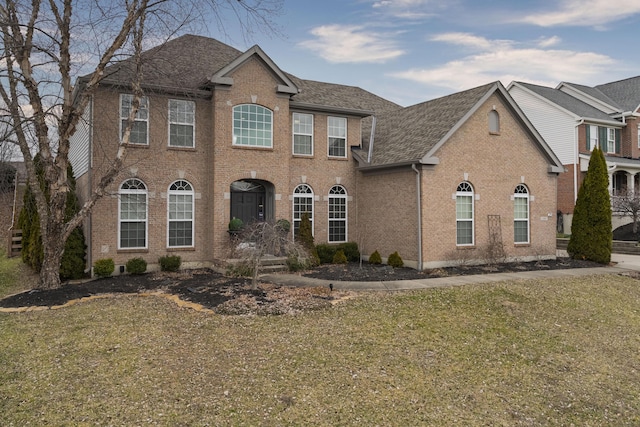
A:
[[230, 179, 275, 225]]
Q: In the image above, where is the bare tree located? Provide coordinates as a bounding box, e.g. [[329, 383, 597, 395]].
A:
[[612, 189, 640, 236], [0, 0, 282, 289]]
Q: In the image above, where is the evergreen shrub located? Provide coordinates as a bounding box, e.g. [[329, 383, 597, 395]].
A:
[[159, 255, 181, 272], [126, 257, 147, 275], [369, 250, 382, 264], [93, 258, 115, 278], [388, 251, 404, 268], [332, 249, 348, 264]]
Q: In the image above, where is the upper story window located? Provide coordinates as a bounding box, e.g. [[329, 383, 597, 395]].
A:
[[456, 181, 474, 246], [118, 178, 148, 249], [588, 125, 598, 151], [120, 94, 149, 145], [607, 128, 616, 153], [488, 110, 500, 134], [293, 112, 313, 155], [637, 125, 640, 149], [169, 99, 195, 148], [514, 184, 529, 244], [328, 116, 347, 158], [168, 180, 194, 248], [233, 104, 272, 148], [586, 124, 619, 153]]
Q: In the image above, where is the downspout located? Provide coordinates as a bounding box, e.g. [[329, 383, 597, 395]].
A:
[[367, 116, 376, 163], [86, 98, 93, 273], [574, 119, 584, 205], [412, 163, 423, 270]]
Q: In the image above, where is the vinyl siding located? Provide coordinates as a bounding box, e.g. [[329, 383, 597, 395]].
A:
[[509, 85, 577, 165], [68, 98, 92, 177]]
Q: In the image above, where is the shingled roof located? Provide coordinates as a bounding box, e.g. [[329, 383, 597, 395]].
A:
[[96, 34, 400, 115], [596, 76, 640, 113]]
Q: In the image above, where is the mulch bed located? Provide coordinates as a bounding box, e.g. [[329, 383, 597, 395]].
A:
[[0, 258, 606, 313]]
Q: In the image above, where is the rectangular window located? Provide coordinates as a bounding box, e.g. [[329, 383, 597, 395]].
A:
[[589, 125, 598, 151], [293, 112, 313, 155], [329, 197, 347, 242], [456, 194, 473, 245], [233, 104, 273, 148], [328, 116, 347, 158], [168, 193, 193, 247], [514, 197, 529, 244], [120, 94, 149, 145], [637, 125, 640, 149], [169, 100, 195, 148], [607, 128, 616, 153], [119, 193, 147, 248]]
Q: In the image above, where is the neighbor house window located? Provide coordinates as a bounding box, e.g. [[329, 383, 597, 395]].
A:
[[456, 182, 474, 246], [293, 112, 313, 155], [169, 99, 195, 148], [588, 125, 598, 151], [293, 184, 313, 237], [607, 128, 616, 153], [120, 94, 149, 145], [168, 180, 194, 248], [328, 185, 347, 242], [514, 184, 529, 244], [328, 116, 347, 158], [637, 125, 640, 148], [489, 110, 500, 134], [119, 178, 147, 249], [233, 104, 272, 147]]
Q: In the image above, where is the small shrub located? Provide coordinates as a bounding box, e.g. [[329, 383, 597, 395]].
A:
[[159, 255, 181, 272], [226, 262, 254, 277], [316, 243, 337, 264], [93, 258, 115, 278], [126, 257, 147, 275], [339, 242, 360, 262], [286, 254, 308, 272], [332, 249, 348, 264], [388, 251, 403, 268], [228, 217, 244, 231], [276, 218, 291, 233], [296, 212, 314, 250], [369, 250, 382, 264]]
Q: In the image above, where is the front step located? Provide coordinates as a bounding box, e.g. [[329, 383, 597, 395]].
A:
[[225, 256, 289, 274]]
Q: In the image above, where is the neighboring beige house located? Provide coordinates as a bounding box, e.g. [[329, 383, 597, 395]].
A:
[[69, 35, 563, 273]]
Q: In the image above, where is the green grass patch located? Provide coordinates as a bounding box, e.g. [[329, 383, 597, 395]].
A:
[[0, 250, 34, 299], [1, 274, 640, 425]]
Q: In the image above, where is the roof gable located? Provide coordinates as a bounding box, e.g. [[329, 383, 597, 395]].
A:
[[595, 76, 640, 113]]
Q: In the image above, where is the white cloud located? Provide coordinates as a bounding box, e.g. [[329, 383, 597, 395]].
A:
[[391, 33, 616, 92], [298, 25, 405, 64], [519, 0, 640, 27], [537, 36, 561, 48]]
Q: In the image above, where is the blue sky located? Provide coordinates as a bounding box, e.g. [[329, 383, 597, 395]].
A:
[[212, 0, 640, 107]]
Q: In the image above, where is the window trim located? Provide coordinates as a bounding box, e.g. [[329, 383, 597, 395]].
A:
[[120, 94, 149, 146], [588, 124, 598, 151], [232, 104, 273, 148], [327, 116, 347, 158], [607, 128, 616, 153], [488, 110, 500, 134], [514, 184, 530, 244], [328, 185, 347, 243], [168, 99, 195, 148], [167, 180, 195, 248], [292, 112, 314, 156], [456, 182, 474, 246], [118, 178, 148, 250], [293, 184, 314, 238]]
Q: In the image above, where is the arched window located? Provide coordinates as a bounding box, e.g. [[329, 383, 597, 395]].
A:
[[293, 184, 313, 237], [456, 182, 474, 246], [168, 180, 194, 247], [489, 110, 500, 134], [119, 178, 148, 249], [232, 104, 273, 147], [514, 184, 529, 244], [328, 185, 347, 242]]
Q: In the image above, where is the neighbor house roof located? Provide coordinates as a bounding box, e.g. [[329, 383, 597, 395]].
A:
[[93, 34, 400, 116], [355, 81, 563, 172], [595, 76, 640, 113]]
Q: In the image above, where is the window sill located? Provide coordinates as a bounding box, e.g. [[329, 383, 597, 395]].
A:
[[328, 156, 348, 161], [456, 245, 476, 250], [167, 247, 196, 252], [168, 146, 196, 152], [489, 131, 500, 136], [232, 145, 273, 151], [121, 143, 149, 148], [117, 248, 149, 254], [293, 154, 314, 158], [514, 243, 530, 247]]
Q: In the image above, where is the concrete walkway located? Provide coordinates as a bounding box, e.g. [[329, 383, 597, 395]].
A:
[[262, 253, 639, 292]]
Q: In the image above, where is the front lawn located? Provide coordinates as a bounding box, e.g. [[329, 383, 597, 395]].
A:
[[1, 273, 640, 425]]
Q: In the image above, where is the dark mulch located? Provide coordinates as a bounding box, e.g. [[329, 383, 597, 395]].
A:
[[0, 257, 606, 311]]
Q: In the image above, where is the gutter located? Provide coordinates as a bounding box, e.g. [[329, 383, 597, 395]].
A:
[[411, 163, 423, 271], [367, 116, 376, 163], [574, 119, 584, 205]]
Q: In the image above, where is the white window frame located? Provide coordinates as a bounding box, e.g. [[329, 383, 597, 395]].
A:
[[589, 124, 598, 151], [456, 182, 474, 246], [232, 104, 273, 148], [328, 116, 347, 158], [120, 94, 149, 145], [168, 99, 195, 148], [328, 185, 347, 243], [514, 184, 530, 244], [293, 184, 314, 238], [292, 112, 314, 156], [118, 178, 148, 250], [607, 128, 616, 153], [637, 125, 640, 149], [167, 180, 195, 248]]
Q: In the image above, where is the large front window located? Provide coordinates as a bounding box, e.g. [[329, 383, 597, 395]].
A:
[[456, 182, 474, 246], [120, 94, 149, 145], [293, 184, 313, 237], [514, 184, 529, 244], [328, 116, 347, 158], [233, 104, 273, 147], [169, 99, 195, 148], [168, 180, 194, 247], [119, 178, 147, 249], [328, 185, 347, 242], [293, 112, 313, 155]]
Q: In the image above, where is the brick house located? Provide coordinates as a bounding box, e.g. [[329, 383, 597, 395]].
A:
[[70, 35, 563, 273], [508, 77, 640, 233]]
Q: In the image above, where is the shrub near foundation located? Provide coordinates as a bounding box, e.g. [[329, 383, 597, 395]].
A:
[[159, 255, 181, 272], [369, 250, 382, 264], [126, 257, 147, 275], [93, 258, 115, 278], [332, 249, 348, 264], [388, 251, 404, 268]]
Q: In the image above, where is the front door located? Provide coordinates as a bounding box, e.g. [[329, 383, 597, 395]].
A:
[[230, 180, 268, 226]]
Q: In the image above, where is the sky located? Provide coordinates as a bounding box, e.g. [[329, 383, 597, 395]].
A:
[[211, 0, 640, 107]]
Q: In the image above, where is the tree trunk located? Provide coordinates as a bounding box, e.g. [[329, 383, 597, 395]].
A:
[[38, 236, 65, 289]]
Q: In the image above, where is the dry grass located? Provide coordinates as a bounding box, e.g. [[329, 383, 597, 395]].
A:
[[1, 273, 640, 425]]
